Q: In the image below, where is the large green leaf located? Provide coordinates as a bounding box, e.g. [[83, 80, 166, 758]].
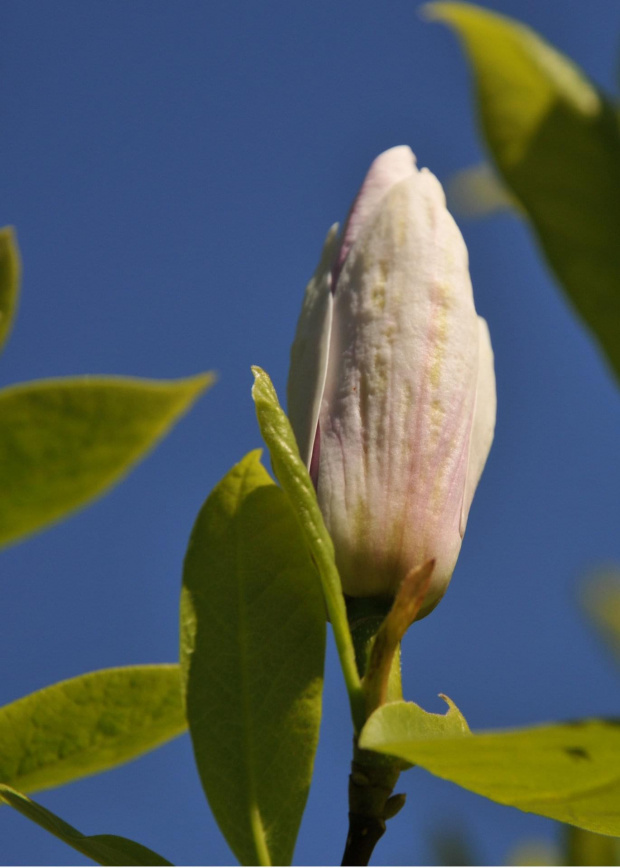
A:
[[0, 227, 20, 353], [0, 373, 213, 548], [180, 450, 326, 866], [360, 702, 620, 836], [427, 2, 620, 381], [0, 665, 186, 794], [251, 367, 364, 730], [0, 784, 172, 866]]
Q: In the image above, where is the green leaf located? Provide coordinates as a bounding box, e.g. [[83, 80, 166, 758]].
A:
[[360, 696, 470, 748], [360, 704, 620, 836], [583, 573, 620, 667], [180, 450, 326, 866], [0, 227, 20, 353], [251, 367, 365, 731], [0, 664, 186, 794], [0, 373, 213, 548], [0, 784, 173, 866], [426, 2, 620, 382]]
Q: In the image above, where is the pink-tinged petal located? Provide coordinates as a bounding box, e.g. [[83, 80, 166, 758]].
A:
[[287, 147, 496, 610], [334, 146, 416, 283], [317, 163, 480, 602], [460, 316, 496, 535], [287, 225, 338, 467]]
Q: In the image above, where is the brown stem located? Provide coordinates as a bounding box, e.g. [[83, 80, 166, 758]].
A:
[[341, 752, 405, 866], [341, 813, 386, 867]]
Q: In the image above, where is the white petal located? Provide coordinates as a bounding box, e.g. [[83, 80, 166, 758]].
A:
[[287, 224, 338, 467], [335, 146, 416, 278], [318, 167, 480, 598], [460, 316, 496, 534]]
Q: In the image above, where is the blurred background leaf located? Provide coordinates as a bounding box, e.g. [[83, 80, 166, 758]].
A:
[[583, 572, 620, 667], [427, 823, 479, 865], [0, 227, 20, 353], [564, 825, 620, 866], [0, 373, 213, 548], [427, 2, 620, 383], [505, 838, 561, 866], [447, 162, 517, 219]]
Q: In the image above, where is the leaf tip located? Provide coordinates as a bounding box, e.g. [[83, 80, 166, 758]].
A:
[[0, 224, 18, 250], [245, 447, 265, 469], [174, 371, 217, 410], [437, 693, 471, 733], [419, 1, 454, 24], [251, 366, 279, 409]]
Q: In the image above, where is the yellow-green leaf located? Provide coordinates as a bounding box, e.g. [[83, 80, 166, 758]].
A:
[[0, 665, 186, 794], [0, 373, 213, 548], [0, 784, 172, 866], [360, 696, 470, 748], [251, 367, 364, 730], [427, 2, 620, 382], [0, 227, 20, 353], [180, 450, 326, 866], [360, 706, 620, 836]]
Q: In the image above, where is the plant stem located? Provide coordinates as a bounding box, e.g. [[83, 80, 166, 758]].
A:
[[325, 585, 367, 733], [341, 749, 404, 866], [341, 599, 406, 866]]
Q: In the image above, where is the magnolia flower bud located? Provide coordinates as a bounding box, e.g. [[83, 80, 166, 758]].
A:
[[288, 146, 495, 617]]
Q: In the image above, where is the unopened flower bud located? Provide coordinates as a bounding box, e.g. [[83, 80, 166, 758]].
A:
[[288, 146, 495, 617]]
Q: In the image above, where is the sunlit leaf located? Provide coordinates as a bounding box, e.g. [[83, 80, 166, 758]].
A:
[[180, 450, 325, 866], [427, 2, 620, 382], [360, 704, 620, 836], [0, 227, 20, 353], [0, 373, 213, 548], [251, 367, 364, 730], [360, 696, 470, 746], [0, 784, 172, 866], [0, 665, 186, 794]]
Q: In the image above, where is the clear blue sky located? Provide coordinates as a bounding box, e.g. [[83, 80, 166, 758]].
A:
[[1, 1, 620, 864]]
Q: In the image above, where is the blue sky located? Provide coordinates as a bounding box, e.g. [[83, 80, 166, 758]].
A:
[[1, 1, 620, 864]]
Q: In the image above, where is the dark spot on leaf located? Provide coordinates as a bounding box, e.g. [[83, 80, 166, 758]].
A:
[[564, 746, 591, 761]]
